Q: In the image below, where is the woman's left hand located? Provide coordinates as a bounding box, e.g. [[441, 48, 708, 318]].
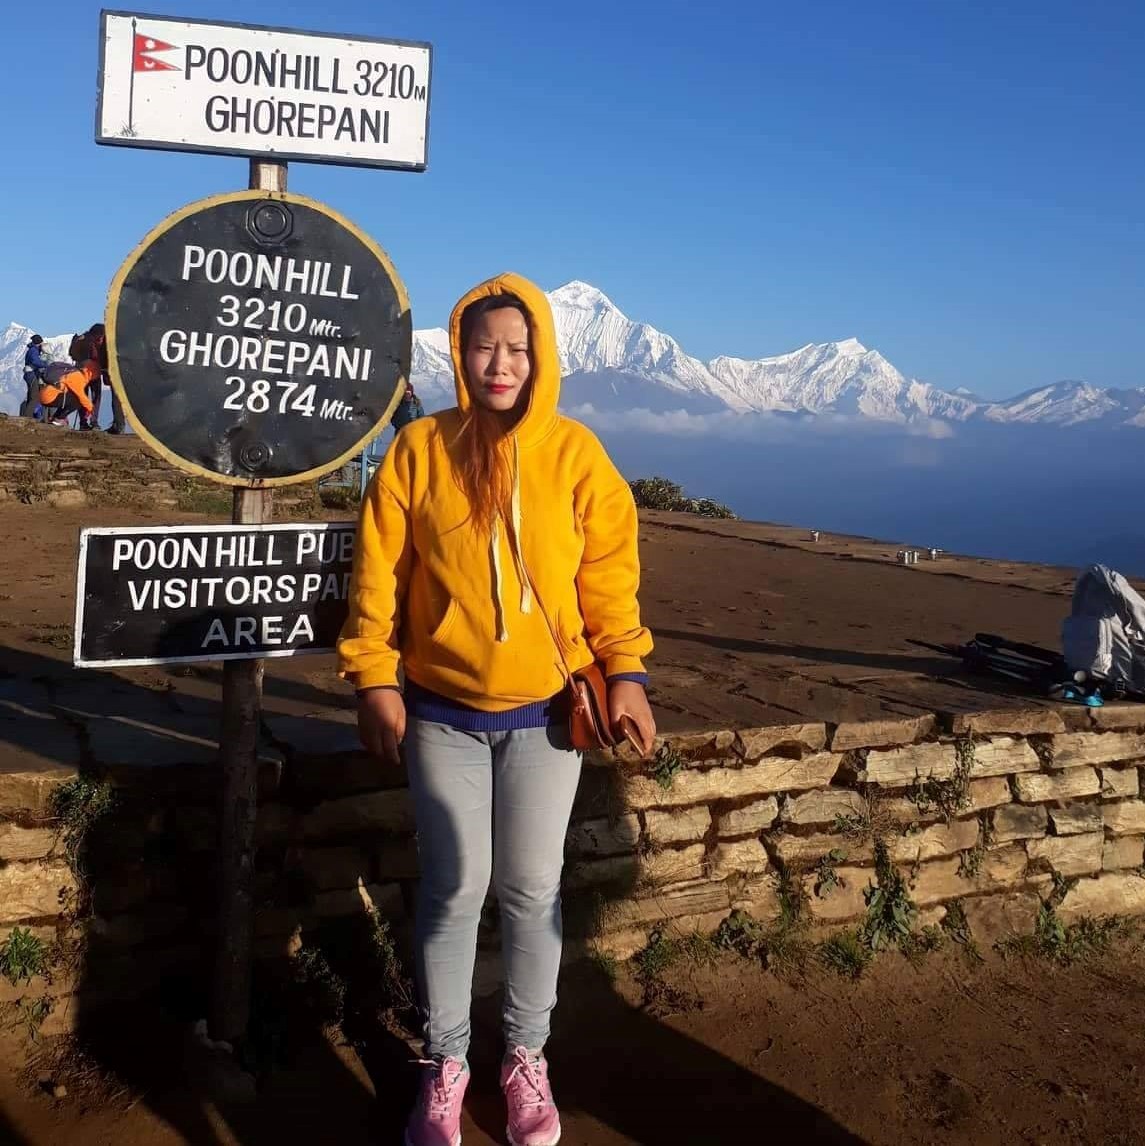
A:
[[608, 680, 657, 759]]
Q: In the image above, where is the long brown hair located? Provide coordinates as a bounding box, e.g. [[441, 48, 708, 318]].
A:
[[453, 293, 531, 533]]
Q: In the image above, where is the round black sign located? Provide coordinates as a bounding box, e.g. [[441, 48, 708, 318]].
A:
[[107, 190, 411, 485]]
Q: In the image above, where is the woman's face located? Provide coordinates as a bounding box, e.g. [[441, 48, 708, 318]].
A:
[[464, 308, 532, 415]]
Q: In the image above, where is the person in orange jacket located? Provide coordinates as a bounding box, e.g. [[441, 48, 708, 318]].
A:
[[39, 360, 99, 427]]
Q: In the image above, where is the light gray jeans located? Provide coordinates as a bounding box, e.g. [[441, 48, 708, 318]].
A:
[[405, 718, 583, 1061]]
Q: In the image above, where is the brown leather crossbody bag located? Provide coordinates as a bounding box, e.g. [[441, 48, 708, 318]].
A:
[[565, 660, 618, 752]]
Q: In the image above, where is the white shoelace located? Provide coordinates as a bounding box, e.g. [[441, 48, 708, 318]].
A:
[[415, 1058, 465, 1118], [504, 1048, 548, 1110]]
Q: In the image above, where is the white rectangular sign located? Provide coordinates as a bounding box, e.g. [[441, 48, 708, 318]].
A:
[[96, 10, 431, 170]]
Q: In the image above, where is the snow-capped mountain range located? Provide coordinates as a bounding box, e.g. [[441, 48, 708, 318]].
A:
[[394, 282, 1145, 428], [3, 283, 1140, 427]]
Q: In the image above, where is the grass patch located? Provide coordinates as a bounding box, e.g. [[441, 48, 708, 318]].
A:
[[174, 481, 232, 516], [999, 905, 1136, 966], [713, 909, 769, 960], [996, 871, 1137, 965], [678, 930, 722, 966], [941, 900, 983, 963], [649, 744, 684, 791], [813, 849, 846, 897], [818, 841, 940, 978], [831, 789, 890, 843], [861, 840, 918, 952], [4, 997, 52, 1043], [0, 928, 48, 985], [51, 776, 116, 920], [833, 812, 868, 836], [958, 843, 985, 880], [51, 777, 116, 878], [819, 930, 873, 979], [288, 946, 346, 1030], [959, 816, 995, 881], [713, 866, 813, 975], [247, 903, 414, 1076], [762, 924, 812, 973], [900, 924, 946, 966], [776, 863, 810, 930], [631, 928, 699, 1015], [319, 485, 361, 511], [632, 929, 680, 982], [907, 740, 973, 821], [316, 905, 415, 1032], [244, 946, 346, 1078]]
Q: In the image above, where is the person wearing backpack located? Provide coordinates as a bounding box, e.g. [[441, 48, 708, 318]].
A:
[[390, 381, 426, 432], [38, 360, 99, 427], [68, 325, 107, 431], [21, 335, 50, 418]]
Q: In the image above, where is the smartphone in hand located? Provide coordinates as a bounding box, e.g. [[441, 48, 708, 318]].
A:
[[616, 713, 648, 757]]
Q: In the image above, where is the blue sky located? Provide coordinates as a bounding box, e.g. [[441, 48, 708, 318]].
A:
[[2, 0, 1141, 397]]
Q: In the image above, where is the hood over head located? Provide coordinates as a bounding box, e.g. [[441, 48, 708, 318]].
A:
[[445, 273, 564, 643], [448, 272, 560, 447]]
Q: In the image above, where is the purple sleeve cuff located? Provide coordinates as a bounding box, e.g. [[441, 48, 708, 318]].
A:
[[607, 673, 649, 687]]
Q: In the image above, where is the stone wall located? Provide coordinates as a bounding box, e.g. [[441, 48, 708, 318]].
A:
[[4, 694, 1145, 1035], [574, 707, 1145, 956]]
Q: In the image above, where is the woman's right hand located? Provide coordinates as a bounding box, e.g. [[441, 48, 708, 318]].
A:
[[357, 688, 407, 766]]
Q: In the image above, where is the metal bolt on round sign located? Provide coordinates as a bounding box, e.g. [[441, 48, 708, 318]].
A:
[[106, 189, 411, 485]]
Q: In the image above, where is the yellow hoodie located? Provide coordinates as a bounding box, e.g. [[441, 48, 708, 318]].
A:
[[337, 272, 653, 711]]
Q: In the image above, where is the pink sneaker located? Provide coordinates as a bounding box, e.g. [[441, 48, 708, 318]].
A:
[[405, 1057, 469, 1146], [500, 1047, 561, 1146]]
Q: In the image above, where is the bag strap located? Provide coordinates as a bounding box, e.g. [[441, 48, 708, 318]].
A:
[[520, 534, 619, 749]]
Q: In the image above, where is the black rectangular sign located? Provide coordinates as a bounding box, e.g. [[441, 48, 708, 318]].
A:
[[74, 522, 355, 668]]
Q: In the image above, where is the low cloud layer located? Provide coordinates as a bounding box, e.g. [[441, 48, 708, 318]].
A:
[[564, 403, 956, 442]]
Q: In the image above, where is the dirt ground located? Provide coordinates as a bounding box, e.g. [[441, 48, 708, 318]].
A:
[[3, 437, 1143, 1144], [2, 946, 1145, 1145], [0, 496, 1082, 735]]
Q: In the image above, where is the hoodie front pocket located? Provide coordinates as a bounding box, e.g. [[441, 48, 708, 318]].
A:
[[430, 598, 460, 646], [556, 610, 583, 657]]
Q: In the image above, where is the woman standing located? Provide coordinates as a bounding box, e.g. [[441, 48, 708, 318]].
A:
[[338, 272, 655, 1146]]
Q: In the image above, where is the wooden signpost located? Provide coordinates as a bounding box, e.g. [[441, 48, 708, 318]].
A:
[[88, 9, 431, 1051]]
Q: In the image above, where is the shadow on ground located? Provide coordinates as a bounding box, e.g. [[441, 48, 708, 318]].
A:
[[469, 961, 866, 1144], [0, 637, 865, 1144], [655, 628, 961, 677]]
